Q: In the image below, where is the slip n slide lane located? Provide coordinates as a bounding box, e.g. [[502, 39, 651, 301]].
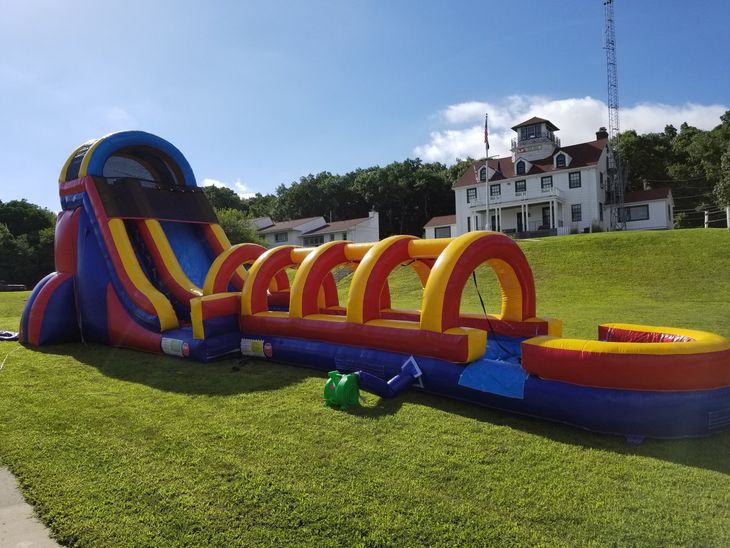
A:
[[21, 131, 730, 440]]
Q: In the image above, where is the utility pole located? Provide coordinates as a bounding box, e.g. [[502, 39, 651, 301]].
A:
[[484, 113, 490, 231], [604, 0, 624, 230]]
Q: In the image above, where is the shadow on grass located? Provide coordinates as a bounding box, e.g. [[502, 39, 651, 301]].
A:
[[34, 343, 314, 396], [396, 390, 730, 476], [34, 343, 730, 475]]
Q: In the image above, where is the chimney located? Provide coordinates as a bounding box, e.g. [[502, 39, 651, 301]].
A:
[[596, 127, 609, 140]]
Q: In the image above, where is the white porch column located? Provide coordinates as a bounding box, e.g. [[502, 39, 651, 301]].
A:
[[549, 200, 554, 229], [522, 203, 527, 232], [726, 206, 730, 229]]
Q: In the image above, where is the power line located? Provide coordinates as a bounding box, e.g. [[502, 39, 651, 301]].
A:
[[644, 177, 706, 184]]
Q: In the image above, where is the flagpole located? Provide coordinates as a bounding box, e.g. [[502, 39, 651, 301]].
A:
[[484, 113, 490, 231]]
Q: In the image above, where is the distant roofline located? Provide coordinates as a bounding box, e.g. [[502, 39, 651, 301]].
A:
[[302, 216, 371, 235], [424, 214, 457, 228], [453, 136, 607, 189], [257, 216, 323, 234], [511, 117, 559, 132]]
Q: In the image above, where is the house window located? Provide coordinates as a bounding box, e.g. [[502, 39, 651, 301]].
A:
[[571, 204, 582, 222], [274, 232, 288, 242], [599, 202, 604, 221], [516, 161, 526, 175], [520, 125, 541, 140], [600, 172, 604, 189], [541, 176, 553, 190], [434, 226, 451, 238], [467, 216, 471, 232], [515, 180, 526, 193], [556, 154, 566, 168], [620, 204, 650, 222], [329, 234, 335, 241], [303, 235, 325, 246], [569, 171, 581, 188], [467, 188, 477, 203], [341, 232, 347, 240], [490, 184, 501, 197], [479, 167, 487, 182]]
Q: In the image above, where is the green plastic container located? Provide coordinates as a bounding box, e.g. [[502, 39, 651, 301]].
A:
[[323, 371, 359, 410]]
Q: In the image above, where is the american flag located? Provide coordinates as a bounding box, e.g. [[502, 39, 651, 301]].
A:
[[484, 113, 489, 148]]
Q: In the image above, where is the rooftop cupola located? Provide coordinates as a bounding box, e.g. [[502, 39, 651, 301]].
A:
[[510, 117, 561, 162]]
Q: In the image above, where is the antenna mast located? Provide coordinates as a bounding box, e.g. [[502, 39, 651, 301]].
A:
[[604, 0, 624, 229]]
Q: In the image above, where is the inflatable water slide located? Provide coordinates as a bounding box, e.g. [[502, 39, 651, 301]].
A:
[[21, 131, 730, 440]]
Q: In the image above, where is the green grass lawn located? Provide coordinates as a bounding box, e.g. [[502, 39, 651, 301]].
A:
[[1, 229, 730, 546]]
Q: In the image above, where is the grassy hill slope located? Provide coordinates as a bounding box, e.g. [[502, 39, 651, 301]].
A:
[[363, 228, 730, 338], [0, 229, 729, 546]]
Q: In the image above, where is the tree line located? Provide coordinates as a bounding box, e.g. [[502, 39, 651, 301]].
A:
[[212, 111, 730, 234], [0, 200, 55, 287], [2, 111, 728, 286], [617, 110, 730, 226], [203, 157, 469, 241]]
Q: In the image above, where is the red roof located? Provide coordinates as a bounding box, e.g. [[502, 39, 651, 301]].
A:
[[624, 187, 672, 204], [303, 217, 371, 235], [511, 117, 559, 131], [454, 137, 607, 189], [424, 214, 456, 228]]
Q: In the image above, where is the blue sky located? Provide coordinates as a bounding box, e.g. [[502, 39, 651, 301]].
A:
[[1, 0, 728, 211]]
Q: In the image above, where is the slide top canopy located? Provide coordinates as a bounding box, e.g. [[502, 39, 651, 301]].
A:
[[58, 131, 216, 223], [59, 130, 197, 188]]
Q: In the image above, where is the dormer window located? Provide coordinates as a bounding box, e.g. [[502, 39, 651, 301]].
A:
[[556, 153, 566, 168], [479, 167, 487, 182], [516, 161, 526, 175]]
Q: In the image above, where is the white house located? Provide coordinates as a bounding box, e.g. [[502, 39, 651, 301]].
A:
[[423, 117, 674, 237], [619, 188, 674, 230], [258, 211, 379, 246], [423, 214, 457, 239]]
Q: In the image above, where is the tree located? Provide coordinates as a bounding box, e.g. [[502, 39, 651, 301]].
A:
[[0, 223, 22, 283], [616, 126, 678, 192], [352, 159, 453, 237], [714, 144, 730, 207], [0, 200, 55, 237], [448, 158, 476, 184], [202, 186, 247, 212], [244, 193, 277, 219], [272, 172, 367, 222], [614, 112, 730, 227], [216, 209, 263, 245], [0, 201, 57, 286]]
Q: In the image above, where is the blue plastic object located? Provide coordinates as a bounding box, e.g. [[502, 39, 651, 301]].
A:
[[357, 356, 423, 398], [458, 357, 528, 399]]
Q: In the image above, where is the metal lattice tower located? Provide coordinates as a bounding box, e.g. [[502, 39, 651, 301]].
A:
[[604, 0, 624, 229]]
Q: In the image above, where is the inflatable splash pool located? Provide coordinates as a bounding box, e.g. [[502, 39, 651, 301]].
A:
[[20, 131, 730, 440]]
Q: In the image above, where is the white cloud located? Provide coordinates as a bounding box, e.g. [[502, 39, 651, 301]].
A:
[[104, 106, 136, 130], [414, 96, 728, 164], [202, 177, 256, 199], [202, 178, 227, 188]]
